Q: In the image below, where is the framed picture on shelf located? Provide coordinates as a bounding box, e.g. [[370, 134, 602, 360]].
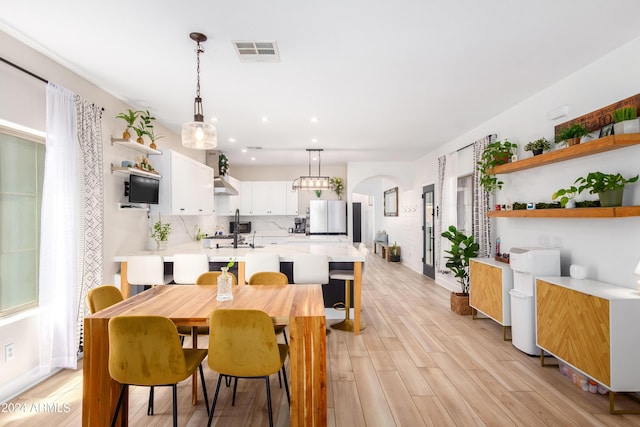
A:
[[599, 123, 614, 138], [384, 187, 398, 216]]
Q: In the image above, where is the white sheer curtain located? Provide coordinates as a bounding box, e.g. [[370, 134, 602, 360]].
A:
[[472, 134, 496, 257], [437, 151, 458, 272], [39, 83, 79, 371]]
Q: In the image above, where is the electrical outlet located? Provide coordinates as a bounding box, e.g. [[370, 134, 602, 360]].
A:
[[539, 235, 550, 247], [5, 343, 15, 362]]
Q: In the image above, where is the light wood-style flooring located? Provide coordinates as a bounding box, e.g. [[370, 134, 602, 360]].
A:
[[4, 248, 640, 426]]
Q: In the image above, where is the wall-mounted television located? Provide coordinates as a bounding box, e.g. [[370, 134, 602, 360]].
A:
[[128, 174, 160, 204]]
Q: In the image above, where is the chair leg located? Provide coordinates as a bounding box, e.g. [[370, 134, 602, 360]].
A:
[[225, 375, 232, 387], [172, 384, 178, 427], [265, 376, 274, 427], [283, 329, 289, 345], [282, 365, 291, 405], [278, 370, 282, 388], [110, 384, 127, 427], [232, 377, 239, 406], [207, 375, 224, 427], [199, 364, 210, 416], [147, 386, 154, 415]]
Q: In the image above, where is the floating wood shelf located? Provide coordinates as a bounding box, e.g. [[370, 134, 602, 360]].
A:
[[111, 137, 162, 155], [489, 134, 640, 175], [110, 164, 161, 179], [488, 206, 640, 218]]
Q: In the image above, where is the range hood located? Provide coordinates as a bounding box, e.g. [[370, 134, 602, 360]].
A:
[[205, 151, 239, 196]]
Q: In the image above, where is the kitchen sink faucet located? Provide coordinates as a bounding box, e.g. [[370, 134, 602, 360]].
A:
[[233, 208, 240, 249]]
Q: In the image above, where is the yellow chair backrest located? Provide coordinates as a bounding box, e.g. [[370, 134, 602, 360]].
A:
[[87, 285, 123, 314], [108, 316, 188, 386], [248, 271, 288, 285], [195, 271, 237, 286], [208, 309, 282, 377]]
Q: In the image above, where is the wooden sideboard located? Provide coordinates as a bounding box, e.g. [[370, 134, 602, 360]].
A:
[[536, 277, 640, 413], [469, 258, 513, 340]]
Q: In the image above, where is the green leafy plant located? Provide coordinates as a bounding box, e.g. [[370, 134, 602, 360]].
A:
[[441, 225, 479, 294], [329, 177, 344, 197], [194, 225, 206, 241], [391, 242, 399, 256], [552, 185, 578, 208], [477, 139, 517, 192], [524, 137, 550, 153], [116, 109, 140, 129], [145, 127, 164, 143], [150, 216, 171, 241], [575, 172, 639, 194], [555, 123, 591, 143], [613, 107, 637, 123], [226, 258, 235, 269], [219, 153, 230, 176]]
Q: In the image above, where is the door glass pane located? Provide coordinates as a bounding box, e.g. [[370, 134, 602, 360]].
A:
[[424, 191, 433, 266]]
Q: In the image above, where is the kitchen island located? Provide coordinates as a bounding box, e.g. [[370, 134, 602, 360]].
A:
[[114, 241, 366, 334]]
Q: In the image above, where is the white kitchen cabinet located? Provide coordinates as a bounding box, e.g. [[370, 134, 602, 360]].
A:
[[285, 181, 299, 215], [150, 150, 214, 216], [240, 181, 288, 215]]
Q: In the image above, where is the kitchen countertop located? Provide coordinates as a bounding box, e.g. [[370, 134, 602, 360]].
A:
[[114, 240, 365, 263]]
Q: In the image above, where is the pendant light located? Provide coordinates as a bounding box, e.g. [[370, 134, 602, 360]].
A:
[[182, 32, 217, 149], [291, 149, 331, 190]]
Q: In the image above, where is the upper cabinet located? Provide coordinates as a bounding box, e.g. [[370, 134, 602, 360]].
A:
[[214, 176, 241, 215], [150, 150, 214, 216], [239, 181, 298, 216]]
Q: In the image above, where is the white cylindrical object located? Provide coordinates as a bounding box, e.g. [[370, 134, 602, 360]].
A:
[[570, 264, 587, 279], [509, 289, 541, 356]]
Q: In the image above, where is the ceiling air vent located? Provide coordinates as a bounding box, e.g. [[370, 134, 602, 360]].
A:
[[233, 41, 280, 63]]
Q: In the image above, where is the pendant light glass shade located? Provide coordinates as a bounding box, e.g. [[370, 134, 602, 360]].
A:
[[182, 32, 217, 150]]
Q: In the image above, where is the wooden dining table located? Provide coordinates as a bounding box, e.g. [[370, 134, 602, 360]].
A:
[[82, 283, 327, 426]]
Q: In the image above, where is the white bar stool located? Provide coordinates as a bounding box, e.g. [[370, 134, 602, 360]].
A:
[[173, 253, 210, 285], [293, 253, 331, 334], [126, 255, 172, 295], [244, 252, 281, 284]]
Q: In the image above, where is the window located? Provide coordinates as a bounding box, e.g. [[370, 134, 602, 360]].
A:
[[457, 174, 473, 236], [0, 128, 45, 316]]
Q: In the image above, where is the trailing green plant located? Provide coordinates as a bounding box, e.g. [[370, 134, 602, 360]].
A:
[[524, 137, 550, 152], [219, 153, 230, 175], [613, 107, 637, 123], [574, 172, 639, 195], [555, 123, 591, 143], [476, 139, 518, 192], [150, 216, 171, 241], [551, 185, 578, 208], [440, 225, 479, 294]]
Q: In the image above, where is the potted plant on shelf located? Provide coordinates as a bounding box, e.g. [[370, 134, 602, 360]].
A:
[[150, 215, 171, 251], [555, 123, 591, 146], [551, 185, 578, 208], [441, 225, 479, 315], [613, 107, 639, 135], [574, 171, 639, 207], [219, 153, 230, 176], [115, 109, 140, 140], [329, 177, 344, 199], [477, 139, 518, 193], [389, 242, 400, 262], [145, 128, 164, 150], [524, 137, 550, 156]]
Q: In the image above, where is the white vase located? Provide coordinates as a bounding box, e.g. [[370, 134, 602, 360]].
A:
[[613, 118, 640, 135], [216, 267, 234, 301], [565, 199, 576, 209], [155, 239, 168, 251]]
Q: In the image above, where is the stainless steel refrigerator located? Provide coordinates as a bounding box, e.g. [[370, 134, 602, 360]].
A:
[[309, 200, 347, 234]]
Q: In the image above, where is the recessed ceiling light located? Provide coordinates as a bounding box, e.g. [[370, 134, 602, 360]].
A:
[[310, 117, 318, 123], [250, 156, 256, 161], [210, 116, 219, 122], [261, 116, 269, 123], [228, 138, 236, 143], [241, 148, 248, 153], [311, 138, 318, 143]]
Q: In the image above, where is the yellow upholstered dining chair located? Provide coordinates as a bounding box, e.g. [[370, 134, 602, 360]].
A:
[[87, 285, 123, 314], [108, 315, 209, 427], [248, 271, 290, 344], [176, 271, 238, 344], [206, 309, 290, 427]]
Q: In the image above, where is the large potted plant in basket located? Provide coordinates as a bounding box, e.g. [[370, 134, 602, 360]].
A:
[[477, 139, 517, 193], [441, 225, 479, 315]]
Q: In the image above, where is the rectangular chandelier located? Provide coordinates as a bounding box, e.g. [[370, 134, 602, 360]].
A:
[[291, 149, 332, 191]]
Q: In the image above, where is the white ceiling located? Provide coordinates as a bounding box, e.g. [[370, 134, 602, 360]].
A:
[[3, 1, 640, 167]]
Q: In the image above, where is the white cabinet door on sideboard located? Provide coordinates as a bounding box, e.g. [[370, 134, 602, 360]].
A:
[[150, 150, 214, 216]]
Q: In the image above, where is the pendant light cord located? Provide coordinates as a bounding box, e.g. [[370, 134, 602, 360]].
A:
[[195, 42, 204, 99]]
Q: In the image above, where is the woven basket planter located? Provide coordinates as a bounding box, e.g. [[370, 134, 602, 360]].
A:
[[450, 292, 472, 315]]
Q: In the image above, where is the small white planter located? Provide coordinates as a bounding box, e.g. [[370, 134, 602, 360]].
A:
[[613, 118, 640, 135]]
